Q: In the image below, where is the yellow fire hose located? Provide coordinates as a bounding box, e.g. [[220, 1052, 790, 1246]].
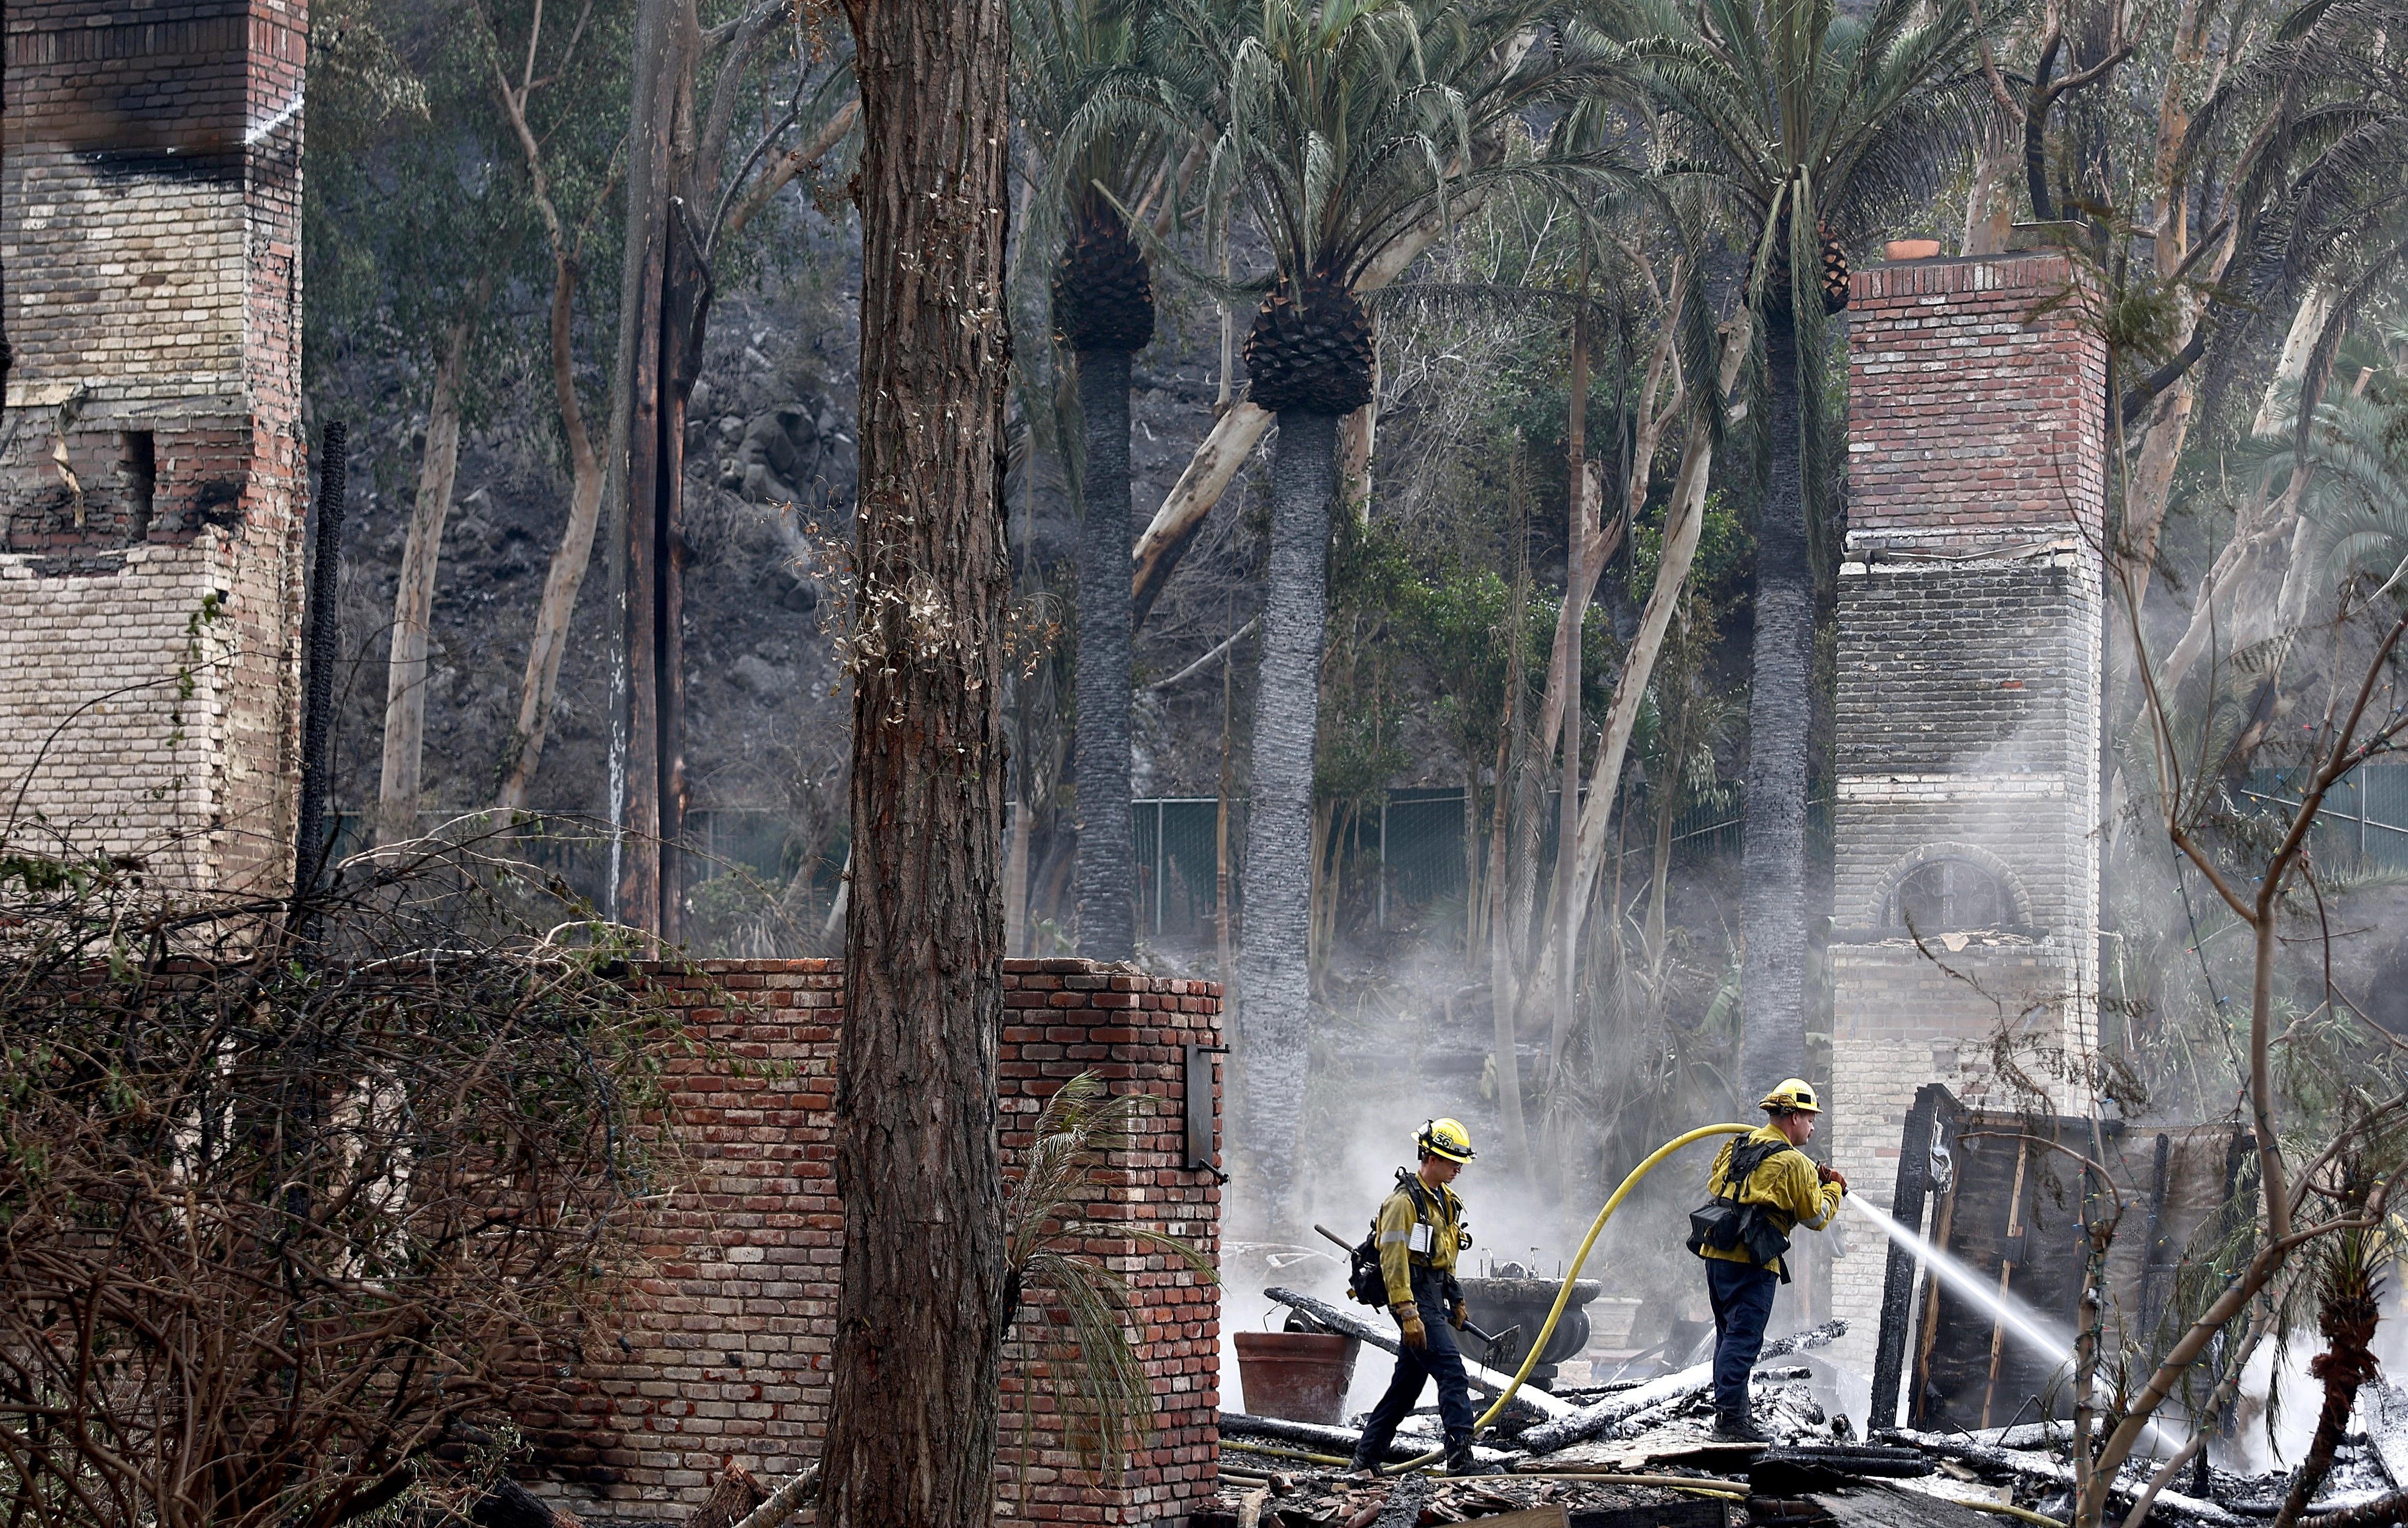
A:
[[1368, 1123, 1756, 1473]]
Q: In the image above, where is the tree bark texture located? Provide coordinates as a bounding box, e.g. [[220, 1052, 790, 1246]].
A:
[[1529, 310, 1749, 1016], [1234, 409, 1339, 1230], [1074, 349, 1136, 960], [1738, 317, 1812, 1100], [498, 252, 606, 811], [822, 6, 1013, 1528], [378, 314, 474, 834]]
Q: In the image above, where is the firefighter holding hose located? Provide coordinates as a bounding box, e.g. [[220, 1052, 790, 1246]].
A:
[[1686, 1078, 1846, 1443], [1347, 1119, 1505, 1478]]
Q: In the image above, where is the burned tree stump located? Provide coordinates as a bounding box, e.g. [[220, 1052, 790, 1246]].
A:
[[687, 1462, 771, 1528]]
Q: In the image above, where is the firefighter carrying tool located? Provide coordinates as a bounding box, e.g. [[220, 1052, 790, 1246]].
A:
[[1345, 1119, 1504, 1477]]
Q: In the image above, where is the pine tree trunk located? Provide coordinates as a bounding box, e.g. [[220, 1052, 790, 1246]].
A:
[[1233, 408, 1338, 1232], [1738, 315, 1813, 1099], [377, 313, 475, 836], [1073, 349, 1136, 960], [821, 5, 1012, 1528]]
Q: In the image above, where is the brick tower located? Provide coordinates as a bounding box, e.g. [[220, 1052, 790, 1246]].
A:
[[2, 0, 309, 890], [1822, 249, 2109, 1384]]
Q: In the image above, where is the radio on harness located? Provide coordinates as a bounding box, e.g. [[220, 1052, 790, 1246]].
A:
[[1685, 1138, 1802, 1280]]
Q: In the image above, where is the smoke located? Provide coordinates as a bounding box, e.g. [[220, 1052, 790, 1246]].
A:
[[1217, 933, 1816, 1425]]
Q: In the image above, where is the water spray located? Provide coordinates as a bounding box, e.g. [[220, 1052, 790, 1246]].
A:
[[1843, 1195, 2074, 1368], [1843, 1194, 2175, 1456]]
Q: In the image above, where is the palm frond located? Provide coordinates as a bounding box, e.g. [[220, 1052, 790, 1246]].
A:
[[1000, 1070, 1217, 1482]]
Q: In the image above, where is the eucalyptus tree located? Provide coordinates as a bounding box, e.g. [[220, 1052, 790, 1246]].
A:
[[1626, 0, 1988, 1098], [1014, 0, 1204, 961], [1167, 0, 1637, 1221], [303, 0, 531, 837]]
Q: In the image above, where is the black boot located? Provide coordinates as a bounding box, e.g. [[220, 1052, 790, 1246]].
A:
[[1345, 1444, 1383, 1478], [1446, 1436, 1504, 1476], [1712, 1409, 1770, 1444]]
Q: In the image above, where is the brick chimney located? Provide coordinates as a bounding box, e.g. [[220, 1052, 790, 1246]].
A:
[[1822, 250, 2109, 1387], [1, 0, 309, 890]]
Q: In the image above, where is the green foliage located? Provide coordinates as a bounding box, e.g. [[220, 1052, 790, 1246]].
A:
[[1624, 0, 1993, 521], [1144, 0, 1644, 298]]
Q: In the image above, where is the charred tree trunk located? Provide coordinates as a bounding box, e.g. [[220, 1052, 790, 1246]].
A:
[[820, 5, 1013, 1528], [295, 422, 348, 891], [2272, 1252, 2383, 1527], [1738, 314, 1812, 1099]]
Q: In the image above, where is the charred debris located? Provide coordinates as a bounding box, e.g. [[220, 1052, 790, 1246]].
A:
[[1204, 1293, 2408, 1528]]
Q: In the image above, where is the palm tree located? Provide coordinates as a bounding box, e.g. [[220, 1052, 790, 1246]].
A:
[[1626, 0, 1987, 1098], [2301, 388, 2408, 592], [1016, 1, 1195, 961], [1165, 0, 1634, 1224]]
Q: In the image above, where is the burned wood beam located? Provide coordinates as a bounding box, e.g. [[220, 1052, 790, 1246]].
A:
[[1882, 1428, 2235, 1526], [1223, 1410, 1422, 1463], [1870, 1084, 1948, 1431], [1516, 1321, 1848, 1456], [1373, 1474, 1432, 1528]]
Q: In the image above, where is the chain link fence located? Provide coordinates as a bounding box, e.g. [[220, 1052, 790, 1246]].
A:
[[333, 777, 1892, 946], [2239, 763, 2408, 873]]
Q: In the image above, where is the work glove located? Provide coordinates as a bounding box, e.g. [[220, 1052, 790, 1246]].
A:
[[1818, 1162, 1849, 1195], [1450, 1301, 1470, 1331], [1394, 1303, 1427, 1349]]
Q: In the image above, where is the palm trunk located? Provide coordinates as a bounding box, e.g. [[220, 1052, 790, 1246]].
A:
[[2271, 1268, 2382, 1528], [1073, 349, 1136, 960], [377, 312, 476, 837], [1233, 408, 1339, 1233], [1738, 314, 1813, 1099], [821, 5, 1013, 1527]]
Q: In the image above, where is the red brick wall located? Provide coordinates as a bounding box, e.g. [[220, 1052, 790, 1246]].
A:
[[530, 959, 1223, 1526], [1846, 252, 2108, 548]]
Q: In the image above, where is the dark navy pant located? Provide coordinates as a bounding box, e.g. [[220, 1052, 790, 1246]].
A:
[[1705, 1257, 1779, 1418], [1355, 1268, 1476, 1457]]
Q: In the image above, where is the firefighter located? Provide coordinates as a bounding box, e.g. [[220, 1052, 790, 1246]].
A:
[[1347, 1118, 1503, 1477], [1688, 1078, 1846, 1443]]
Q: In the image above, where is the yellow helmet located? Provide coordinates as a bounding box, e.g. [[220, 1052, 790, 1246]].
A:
[[1416, 1118, 1477, 1162], [1758, 1078, 1822, 1114]]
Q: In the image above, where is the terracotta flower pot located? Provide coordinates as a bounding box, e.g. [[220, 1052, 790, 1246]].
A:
[[1233, 1331, 1359, 1425]]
